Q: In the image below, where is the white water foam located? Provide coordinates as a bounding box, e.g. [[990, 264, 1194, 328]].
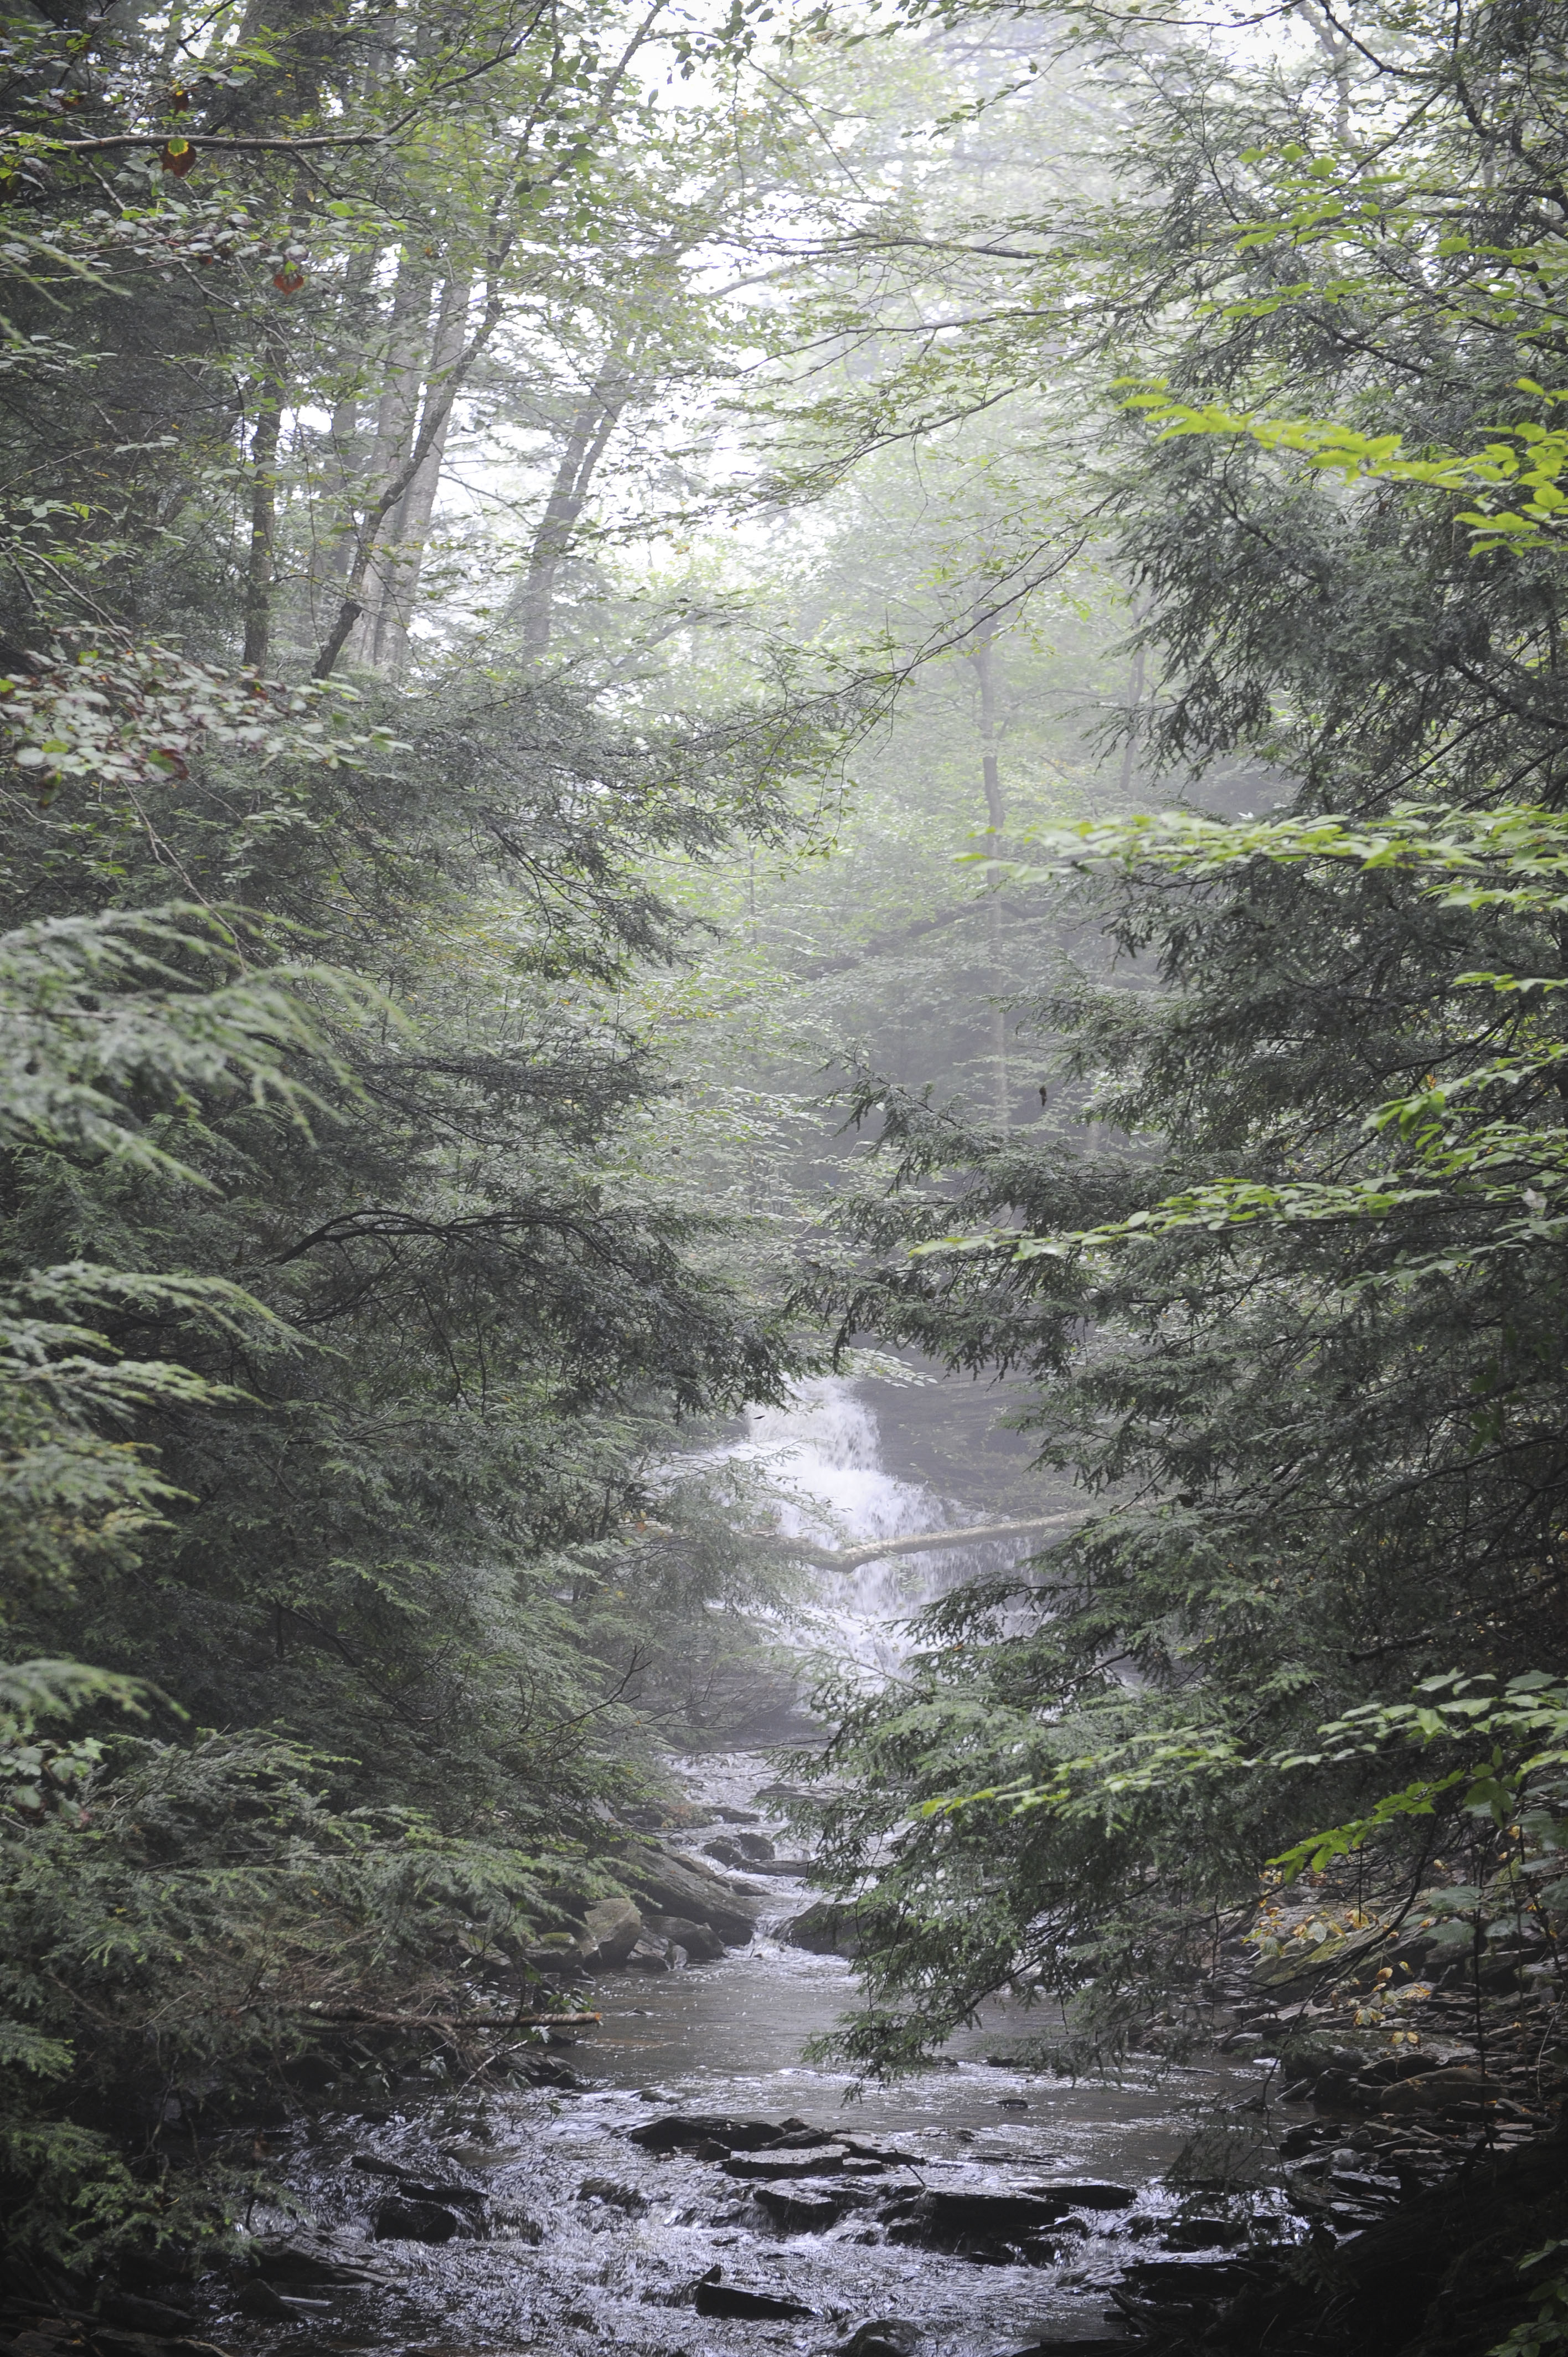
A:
[[722, 1376, 1012, 1676]]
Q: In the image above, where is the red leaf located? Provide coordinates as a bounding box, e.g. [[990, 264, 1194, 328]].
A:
[[272, 267, 305, 294], [161, 139, 195, 177]]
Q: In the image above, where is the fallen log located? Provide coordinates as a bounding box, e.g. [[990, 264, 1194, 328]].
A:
[[742, 1511, 1087, 1574]]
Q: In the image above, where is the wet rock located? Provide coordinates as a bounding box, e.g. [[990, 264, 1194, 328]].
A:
[[1329, 2169, 1401, 2202], [87, 2334, 229, 2357], [997, 2096, 1029, 2110], [235, 2283, 332, 2321], [627, 1932, 681, 1972], [1161, 2217, 1248, 2250], [348, 2158, 483, 2210], [1116, 2256, 1257, 2304], [998, 2340, 1141, 2355], [581, 1895, 643, 1965], [578, 2175, 647, 2212], [781, 1900, 862, 1957], [1278, 2119, 1337, 2158], [703, 1832, 776, 1867], [690, 2271, 814, 2322], [623, 1846, 757, 1945], [752, 2184, 853, 2231], [630, 2112, 782, 2152], [839, 2321, 921, 2357], [647, 1912, 726, 1963], [724, 2148, 846, 2180], [372, 2196, 474, 2243], [1027, 2181, 1136, 2211], [1372, 2065, 1502, 2114], [884, 2186, 1072, 2259], [251, 2234, 384, 2286]]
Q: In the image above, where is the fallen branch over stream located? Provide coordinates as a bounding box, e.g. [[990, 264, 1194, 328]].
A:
[[745, 1511, 1087, 1574]]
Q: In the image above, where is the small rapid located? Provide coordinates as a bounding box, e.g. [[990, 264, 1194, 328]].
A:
[[726, 1376, 1036, 1673], [226, 1382, 1273, 2357]]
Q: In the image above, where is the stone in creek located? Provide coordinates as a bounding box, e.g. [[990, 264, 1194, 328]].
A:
[[577, 2174, 647, 2211], [703, 1830, 776, 1866], [1026, 2180, 1136, 2210], [839, 2321, 922, 2357], [622, 1845, 757, 1946], [646, 1912, 726, 1962], [1373, 2065, 1503, 2114], [627, 1932, 682, 1971], [373, 2196, 474, 2243], [580, 1895, 643, 1965], [691, 2271, 815, 2322], [704, 1838, 760, 1869], [252, 2231, 386, 2285], [999, 2342, 1142, 2356], [349, 2157, 485, 2211], [883, 2187, 1072, 2257], [752, 2183, 854, 2231], [780, 1899, 862, 1958], [724, 2149, 846, 2180], [1116, 2257, 1258, 2303], [629, 2112, 783, 2153], [1161, 2216, 1248, 2250]]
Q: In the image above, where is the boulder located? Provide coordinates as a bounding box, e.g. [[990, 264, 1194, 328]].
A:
[[1374, 2066, 1502, 2114], [647, 1913, 726, 1963], [1026, 2180, 1136, 2211], [351, 2161, 484, 2216], [690, 2271, 814, 2322], [628, 1932, 680, 1971], [623, 1847, 756, 1946], [372, 2198, 468, 2243], [839, 2325, 921, 2357], [883, 2186, 1074, 2259], [577, 2175, 646, 2211], [235, 2283, 331, 2321], [781, 1900, 861, 1957], [252, 2231, 386, 2285], [752, 2184, 851, 2231], [1162, 2217, 1248, 2250], [581, 1896, 643, 1965], [704, 1833, 776, 1868], [724, 2149, 847, 2180], [630, 2112, 782, 2153]]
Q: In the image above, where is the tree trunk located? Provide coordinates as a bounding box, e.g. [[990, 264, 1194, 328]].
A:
[[373, 271, 473, 676], [344, 251, 434, 665], [513, 355, 631, 656], [967, 613, 1009, 1131], [241, 328, 285, 672]]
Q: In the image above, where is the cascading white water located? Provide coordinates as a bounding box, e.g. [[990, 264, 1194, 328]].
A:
[[726, 1376, 990, 1674]]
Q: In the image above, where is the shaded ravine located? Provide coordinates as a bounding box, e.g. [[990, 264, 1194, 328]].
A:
[[210, 1386, 1290, 2355], [229, 1747, 1267, 2357]]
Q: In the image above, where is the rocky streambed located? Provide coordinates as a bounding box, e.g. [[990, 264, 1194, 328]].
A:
[[6, 1751, 1564, 2357]]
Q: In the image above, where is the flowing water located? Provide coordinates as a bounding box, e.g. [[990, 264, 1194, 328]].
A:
[[238, 1383, 1271, 2357]]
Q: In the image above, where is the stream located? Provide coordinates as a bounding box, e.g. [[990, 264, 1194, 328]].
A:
[[228, 1384, 1284, 2357]]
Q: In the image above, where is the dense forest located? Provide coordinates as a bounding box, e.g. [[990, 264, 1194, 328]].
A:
[[4, 0, 1568, 2348]]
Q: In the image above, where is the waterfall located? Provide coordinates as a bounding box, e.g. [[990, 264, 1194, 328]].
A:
[[725, 1376, 989, 1674]]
